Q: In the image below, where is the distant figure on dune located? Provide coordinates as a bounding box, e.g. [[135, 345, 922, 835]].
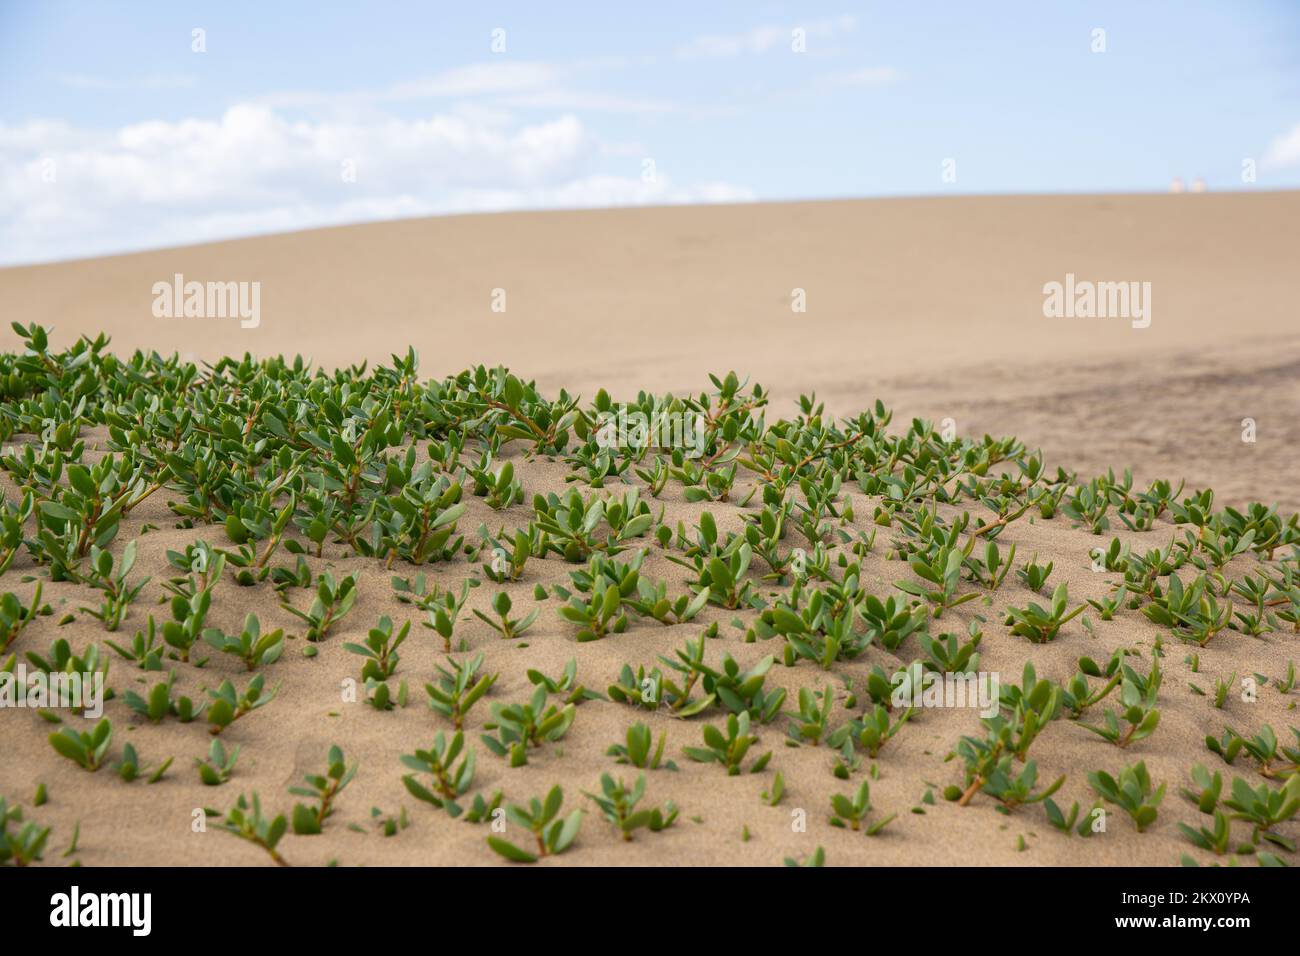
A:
[[1191, 177, 1207, 193], [1169, 177, 1186, 193]]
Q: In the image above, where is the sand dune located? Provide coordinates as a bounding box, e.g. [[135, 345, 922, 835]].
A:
[[1, 192, 1297, 867]]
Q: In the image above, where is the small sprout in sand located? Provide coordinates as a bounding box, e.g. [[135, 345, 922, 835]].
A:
[[0, 797, 52, 867], [204, 612, 285, 671], [979, 759, 1065, 814], [1206, 724, 1300, 778], [784, 684, 835, 747], [474, 591, 539, 639], [221, 493, 297, 583], [830, 704, 914, 759], [24, 637, 110, 693], [694, 652, 786, 723], [829, 780, 896, 835], [945, 665, 1059, 804], [419, 580, 470, 652], [363, 675, 405, 711], [282, 571, 358, 641], [1211, 672, 1236, 709], [79, 542, 148, 631], [861, 595, 928, 653], [634, 456, 669, 497], [269, 554, 313, 593], [690, 546, 759, 612], [160, 588, 213, 663], [1221, 774, 1300, 849], [479, 527, 532, 583], [1081, 662, 1161, 748], [628, 576, 710, 626], [469, 456, 524, 510], [895, 546, 978, 618], [861, 661, 922, 711], [344, 615, 408, 681], [116, 742, 172, 784], [918, 625, 982, 675], [1015, 555, 1052, 593], [1061, 653, 1124, 719], [764, 592, 864, 669], [554, 567, 631, 641], [1141, 573, 1232, 646], [368, 806, 410, 837], [1061, 480, 1110, 534], [207, 674, 278, 735], [683, 712, 772, 776], [161, 543, 225, 599], [761, 771, 785, 806], [105, 616, 165, 671], [1042, 798, 1103, 838], [462, 791, 506, 825], [0, 584, 45, 653], [607, 722, 677, 770], [966, 539, 1015, 591], [486, 786, 583, 863], [1004, 582, 1083, 643], [1178, 809, 1233, 856], [584, 773, 678, 841], [123, 671, 202, 723], [481, 685, 576, 766], [401, 731, 488, 818], [783, 846, 825, 867], [1179, 764, 1222, 814], [1087, 584, 1129, 622], [1275, 661, 1296, 695], [197, 739, 240, 786], [48, 718, 112, 772], [290, 744, 357, 834], [528, 657, 602, 704], [219, 792, 290, 866], [1087, 761, 1165, 832], [425, 653, 496, 729]]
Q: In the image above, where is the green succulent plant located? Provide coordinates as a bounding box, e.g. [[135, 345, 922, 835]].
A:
[[48, 719, 113, 772], [481, 685, 576, 766], [219, 792, 290, 866], [196, 739, 240, 786], [486, 786, 583, 863], [1087, 761, 1165, 832], [584, 773, 678, 841], [683, 712, 772, 776], [829, 780, 896, 835], [607, 722, 677, 770], [290, 745, 357, 834]]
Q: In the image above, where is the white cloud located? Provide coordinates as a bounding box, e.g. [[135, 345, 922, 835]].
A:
[[259, 61, 561, 110], [257, 60, 680, 116], [1262, 122, 1300, 168], [0, 105, 752, 264], [676, 15, 856, 58]]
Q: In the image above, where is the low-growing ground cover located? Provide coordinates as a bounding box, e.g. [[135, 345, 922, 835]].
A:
[[0, 324, 1296, 867]]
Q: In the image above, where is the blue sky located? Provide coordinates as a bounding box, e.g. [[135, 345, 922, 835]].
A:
[[2, 1, 1298, 264]]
